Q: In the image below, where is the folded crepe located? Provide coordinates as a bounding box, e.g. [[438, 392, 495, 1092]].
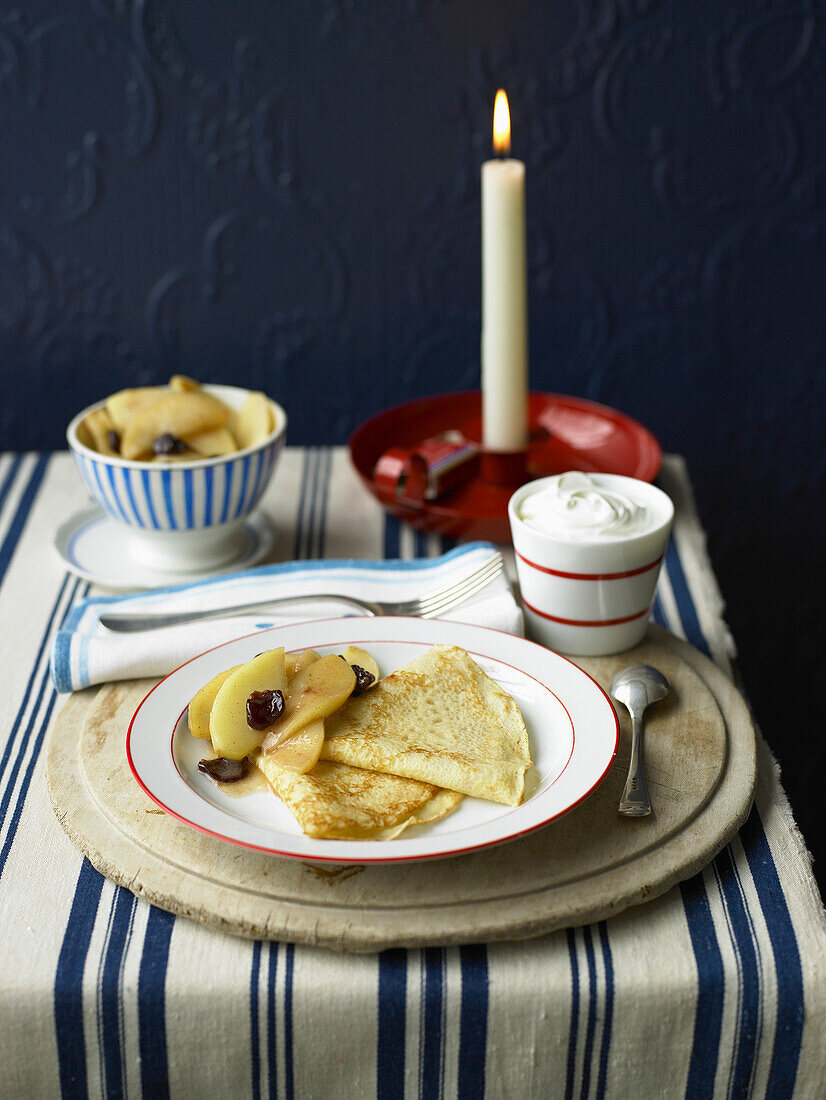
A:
[[255, 754, 462, 840], [320, 644, 531, 806]]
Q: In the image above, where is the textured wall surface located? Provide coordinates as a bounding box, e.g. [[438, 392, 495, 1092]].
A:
[[1, 3, 824, 875]]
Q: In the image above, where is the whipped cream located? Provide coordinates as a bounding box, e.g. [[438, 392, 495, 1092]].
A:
[[517, 472, 654, 540]]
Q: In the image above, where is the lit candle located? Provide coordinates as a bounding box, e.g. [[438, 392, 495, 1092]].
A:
[[481, 89, 528, 452]]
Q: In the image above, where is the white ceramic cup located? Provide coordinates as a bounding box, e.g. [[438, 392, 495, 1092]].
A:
[[508, 473, 674, 656]]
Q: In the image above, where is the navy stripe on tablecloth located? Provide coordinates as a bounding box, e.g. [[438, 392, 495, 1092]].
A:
[[267, 944, 279, 1099], [740, 809, 804, 1098], [99, 888, 137, 1100], [580, 925, 598, 1099], [657, 529, 805, 1096], [284, 944, 295, 1100], [0, 455, 49, 585], [138, 906, 175, 1098], [420, 948, 445, 1100], [596, 923, 614, 1099], [560, 924, 614, 1100], [250, 942, 262, 1100], [713, 844, 762, 1097], [292, 448, 315, 560], [0, 575, 84, 883], [54, 859, 105, 1098], [654, 562, 730, 1096], [458, 945, 489, 1100], [0, 454, 24, 517], [0, 570, 72, 807], [377, 949, 407, 1098]]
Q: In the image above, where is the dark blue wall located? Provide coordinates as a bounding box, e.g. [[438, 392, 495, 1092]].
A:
[[2, 3, 824, 871]]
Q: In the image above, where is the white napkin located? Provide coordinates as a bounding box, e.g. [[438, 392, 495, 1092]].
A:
[[51, 542, 522, 692]]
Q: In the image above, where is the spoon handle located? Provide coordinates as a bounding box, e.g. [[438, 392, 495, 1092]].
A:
[[618, 682, 652, 817]]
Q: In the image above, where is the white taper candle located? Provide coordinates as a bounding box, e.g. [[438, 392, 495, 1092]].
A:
[[481, 90, 528, 451]]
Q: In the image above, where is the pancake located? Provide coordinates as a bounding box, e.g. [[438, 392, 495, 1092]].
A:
[[320, 644, 531, 806], [254, 754, 462, 840]]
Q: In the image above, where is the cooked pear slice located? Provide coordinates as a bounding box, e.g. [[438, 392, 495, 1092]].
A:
[[81, 408, 120, 455], [106, 388, 166, 430], [230, 392, 273, 450], [186, 426, 238, 457], [264, 718, 325, 774], [287, 649, 321, 682], [210, 648, 287, 760], [169, 375, 201, 393], [341, 646, 380, 683], [261, 655, 356, 753], [188, 664, 241, 739], [121, 392, 230, 460]]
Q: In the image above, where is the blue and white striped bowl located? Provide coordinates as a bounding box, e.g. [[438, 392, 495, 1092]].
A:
[[67, 384, 287, 572]]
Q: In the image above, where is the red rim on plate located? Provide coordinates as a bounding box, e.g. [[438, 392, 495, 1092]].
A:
[[349, 391, 663, 543], [126, 618, 620, 865]]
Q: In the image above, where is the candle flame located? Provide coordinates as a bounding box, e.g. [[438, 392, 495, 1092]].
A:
[[492, 89, 511, 157]]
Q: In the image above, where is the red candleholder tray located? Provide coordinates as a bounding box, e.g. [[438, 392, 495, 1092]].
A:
[[348, 391, 662, 544]]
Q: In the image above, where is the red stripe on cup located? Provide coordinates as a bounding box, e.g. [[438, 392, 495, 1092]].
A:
[[522, 596, 652, 627], [515, 549, 663, 581]]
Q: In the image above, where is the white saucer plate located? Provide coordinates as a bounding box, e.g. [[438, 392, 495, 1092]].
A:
[[127, 617, 619, 865], [54, 507, 275, 590]]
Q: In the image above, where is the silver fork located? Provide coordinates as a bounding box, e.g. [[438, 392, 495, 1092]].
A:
[[99, 553, 505, 632]]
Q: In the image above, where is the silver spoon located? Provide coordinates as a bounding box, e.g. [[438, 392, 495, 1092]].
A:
[[609, 663, 671, 818]]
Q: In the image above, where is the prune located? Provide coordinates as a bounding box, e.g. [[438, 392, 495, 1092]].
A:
[[198, 756, 249, 782], [153, 432, 186, 455], [107, 429, 121, 453], [350, 664, 375, 695], [246, 688, 285, 730]]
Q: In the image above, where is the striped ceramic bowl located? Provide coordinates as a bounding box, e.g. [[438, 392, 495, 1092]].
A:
[[67, 384, 287, 572]]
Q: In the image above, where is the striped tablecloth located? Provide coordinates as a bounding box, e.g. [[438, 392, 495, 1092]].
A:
[[1, 449, 825, 1099]]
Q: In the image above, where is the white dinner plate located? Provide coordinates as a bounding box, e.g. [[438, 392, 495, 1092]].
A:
[[127, 617, 619, 864]]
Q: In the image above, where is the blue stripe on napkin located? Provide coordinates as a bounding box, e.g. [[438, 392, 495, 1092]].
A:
[[50, 536, 506, 694]]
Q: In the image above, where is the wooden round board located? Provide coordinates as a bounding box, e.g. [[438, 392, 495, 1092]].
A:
[[46, 625, 756, 952]]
